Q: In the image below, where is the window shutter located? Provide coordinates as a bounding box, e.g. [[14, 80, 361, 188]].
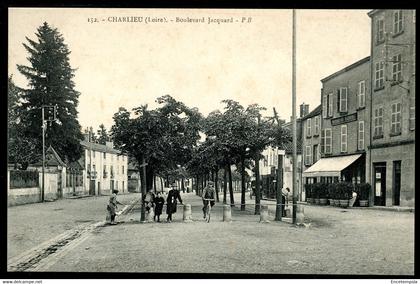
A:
[[337, 89, 341, 112]]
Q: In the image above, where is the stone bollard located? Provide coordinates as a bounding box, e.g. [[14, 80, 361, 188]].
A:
[[259, 204, 270, 223], [183, 204, 193, 222], [296, 204, 305, 225], [223, 204, 232, 222]]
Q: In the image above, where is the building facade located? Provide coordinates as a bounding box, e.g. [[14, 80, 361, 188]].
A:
[[301, 105, 322, 185], [303, 57, 371, 187], [80, 137, 128, 196], [368, 9, 415, 207]]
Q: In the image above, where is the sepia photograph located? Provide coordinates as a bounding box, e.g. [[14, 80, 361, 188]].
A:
[[6, 7, 415, 278]]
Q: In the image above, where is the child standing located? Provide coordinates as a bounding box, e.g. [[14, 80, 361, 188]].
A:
[[154, 192, 165, 222]]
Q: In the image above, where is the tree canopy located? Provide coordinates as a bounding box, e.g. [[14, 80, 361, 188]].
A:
[[16, 22, 83, 163]]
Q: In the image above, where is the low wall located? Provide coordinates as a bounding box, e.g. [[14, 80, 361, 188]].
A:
[[8, 171, 59, 206], [63, 186, 87, 197]]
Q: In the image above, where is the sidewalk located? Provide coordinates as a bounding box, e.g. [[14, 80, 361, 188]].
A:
[[41, 192, 414, 274], [7, 192, 141, 260]]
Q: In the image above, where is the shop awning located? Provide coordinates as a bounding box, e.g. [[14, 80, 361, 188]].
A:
[[303, 154, 362, 177]]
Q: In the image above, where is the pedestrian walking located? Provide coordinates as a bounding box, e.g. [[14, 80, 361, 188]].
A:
[[166, 182, 183, 223], [107, 189, 123, 225], [154, 192, 165, 222]]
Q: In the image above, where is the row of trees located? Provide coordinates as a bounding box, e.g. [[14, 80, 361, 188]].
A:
[[111, 98, 291, 215]]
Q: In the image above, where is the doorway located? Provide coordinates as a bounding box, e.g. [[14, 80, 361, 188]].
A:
[[393, 161, 401, 206], [89, 179, 96, 196], [374, 163, 386, 206]]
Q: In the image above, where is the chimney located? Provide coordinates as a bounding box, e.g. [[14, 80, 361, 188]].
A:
[[105, 141, 114, 149], [300, 103, 309, 118]]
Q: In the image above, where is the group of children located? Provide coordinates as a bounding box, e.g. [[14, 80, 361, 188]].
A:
[[143, 184, 183, 223]]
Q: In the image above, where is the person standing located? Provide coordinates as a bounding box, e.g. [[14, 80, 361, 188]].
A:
[[281, 187, 290, 217], [166, 182, 183, 223], [107, 189, 123, 225], [154, 192, 165, 222]]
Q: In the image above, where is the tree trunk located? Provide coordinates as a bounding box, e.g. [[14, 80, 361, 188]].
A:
[[275, 154, 283, 221], [215, 169, 220, 202], [153, 175, 157, 193], [196, 175, 200, 196], [254, 155, 261, 215], [223, 167, 227, 204], [146, 167, 154, 192], [228, 164, 234, 207], [160, 177, 163, 192], [181, 177, 185, 193], [140, 158, 147, 222], [240, 156, 246, 211]]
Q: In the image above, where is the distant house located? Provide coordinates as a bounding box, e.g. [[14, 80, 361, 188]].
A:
[[127, 157, 140, 193], [80, 134, 128, 195]]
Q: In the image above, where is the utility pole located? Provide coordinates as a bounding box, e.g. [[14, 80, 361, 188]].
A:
[[41, 107, 45, 202], [292, 9, 298, 224]]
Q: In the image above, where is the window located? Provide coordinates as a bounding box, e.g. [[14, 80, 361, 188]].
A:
[[306, 118, 311, 137], [393, 10, 403, 35], [377, 17, 385, 43], [122, 166, 125, 175], [341, 125, 347, 153], [323, 94, 328, 118], [117, 155, 119, 160], [305, 146, 312, 165], [358, 81, 366, 108], [92, 150, 95, 158], [324, 128, 332, 154], [358, 121, 365, 150], [314, 116, 320, 135], [409, 106, 415, 130], [391, 102, 402, 135], [122, 181, 125, 191], [339, 87, 348, 112], [103, 152, 106, 159], [328, 93, 333, 117], [375, 62, 385, 89], [374, 107, 384, 137], [313, 144, 319, 163], [392, 54, 402, 82], [103, 165, 107, 177]]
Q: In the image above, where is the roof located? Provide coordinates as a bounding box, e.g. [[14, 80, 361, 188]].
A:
[[302, 154, 362, 177], [321, 56, 370, 83], [284, 140, 302, 155], [302, 105, 322, 120], [32, 146, 66, 167], [367, 9, 382, 17], [80, 140, 122, 155]]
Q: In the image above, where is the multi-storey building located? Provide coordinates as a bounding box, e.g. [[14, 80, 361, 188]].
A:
[[301, 105, 322, 186], [304, 56, 371, 185], [80, 135, 128, 195], [368, 10, 415, 207]]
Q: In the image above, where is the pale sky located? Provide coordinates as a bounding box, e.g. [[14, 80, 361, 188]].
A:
[[8, 8, 371, 131]]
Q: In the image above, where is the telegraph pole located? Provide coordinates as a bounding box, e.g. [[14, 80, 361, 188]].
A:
[[292, 9, 298, 224], [41, 107, 45, 202]]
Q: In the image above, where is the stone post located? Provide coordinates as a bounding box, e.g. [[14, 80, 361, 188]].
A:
[[223, 204, 232, 222], [183, 204, 193, 222]]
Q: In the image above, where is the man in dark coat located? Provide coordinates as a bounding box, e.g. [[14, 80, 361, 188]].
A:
[[166, 183, 183, 223], [154, 192, 165, 222]]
